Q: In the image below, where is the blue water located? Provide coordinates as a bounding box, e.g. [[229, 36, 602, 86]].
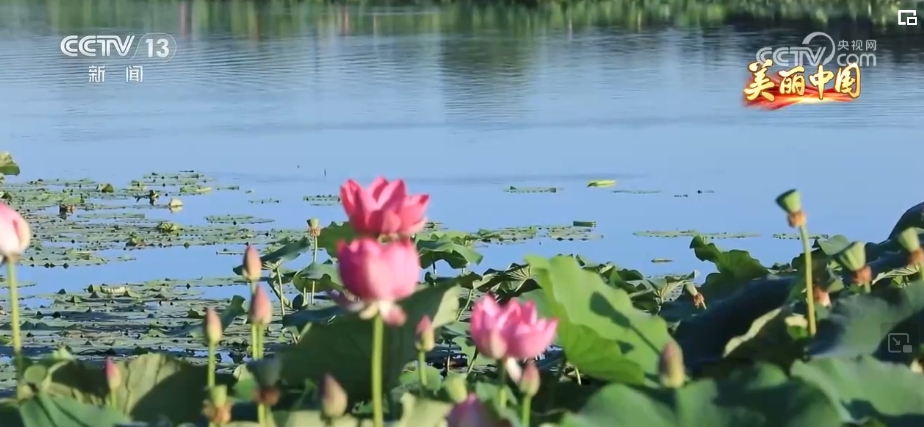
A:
[[2, 1, 923, 304]]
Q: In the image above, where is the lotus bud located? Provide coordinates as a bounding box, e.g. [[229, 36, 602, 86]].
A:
[[775, 190, 805, 227], [249, 286, 272, 326], [415, 315, 435, 352], [518, 360, 540, 398], [321, 374, 348, 418], [834, 241, 871, 283], [243, 244, 262, 282], [443, 373, 469, 403], [308, 218, 321, 238], [658, 342, 685, 389], [204, 307, 222, 346], [104, 357, 121, 392]]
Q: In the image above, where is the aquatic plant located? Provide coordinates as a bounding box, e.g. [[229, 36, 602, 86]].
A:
[[3, 152, 924, 426]]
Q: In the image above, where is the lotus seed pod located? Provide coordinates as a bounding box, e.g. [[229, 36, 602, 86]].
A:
[[834, 241, 867, 272], [443, 373, 469, 403], [658, 342, 685, 389], [518, 360, 540, 398], [897, 228, 921, 253], [104, 357, 121, 392], [775, 189, 802, 215], [321, 374, 348, 418], [308, 218, 320, 229], [415, 315, 435, 352], [204, 307, 222, 346], [209, 385, 228, 406], [249, 286, 272, 326], [243, 244, 262, 282]]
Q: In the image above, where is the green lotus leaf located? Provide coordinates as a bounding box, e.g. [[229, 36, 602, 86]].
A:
[[280, 284, 459, 404], [792, 356, 924, 426], [525, 254, 674, 385], [558, 364, 842, 427]]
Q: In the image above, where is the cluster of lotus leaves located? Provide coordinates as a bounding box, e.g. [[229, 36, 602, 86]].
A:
[[1, 153, 924, 427]]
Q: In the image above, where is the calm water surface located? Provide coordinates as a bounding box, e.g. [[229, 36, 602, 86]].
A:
[[1, 0, 923, 300]]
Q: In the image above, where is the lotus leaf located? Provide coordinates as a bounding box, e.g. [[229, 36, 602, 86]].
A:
[[557, 364, 842, 427], [416, 234, 483, 270], [808, 280, 924, 360], [280, 284, 459, 403], [791, 356, 924, 426], [525, 255, 674, 385], [18, 392, 128, 427], [689, 235, 769, 298], [0, 153, 21, 176]]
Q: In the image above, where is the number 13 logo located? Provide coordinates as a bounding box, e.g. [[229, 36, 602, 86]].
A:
[[145, 38, 170, 58]]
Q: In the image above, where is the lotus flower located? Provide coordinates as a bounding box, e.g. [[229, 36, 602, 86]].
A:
[[470, 296, 558, 360], [340, 177, 429, 237], [336, 237, 420, 325], [0, 202, 30, 262]]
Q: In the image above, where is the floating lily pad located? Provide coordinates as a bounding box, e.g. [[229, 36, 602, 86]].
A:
[[503, 186, 560, 193], [634, 230, 760, 239]]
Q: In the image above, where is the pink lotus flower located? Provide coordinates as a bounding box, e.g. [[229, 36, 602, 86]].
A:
[[470, 296, 557, 360], [0, 202, 30, 262], [337, 237, 420, 325], [340, 177, 429, 237], [447, 394, 498, 427]]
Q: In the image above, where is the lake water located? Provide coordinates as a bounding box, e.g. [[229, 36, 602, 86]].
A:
[[1, 0, 923, 303]]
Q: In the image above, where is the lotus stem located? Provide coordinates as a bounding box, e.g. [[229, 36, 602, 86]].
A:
[[207, 342, 216, 389], [249, 279, 259, 359], [573, 365, 582, 385], [273, 268, 285, 320], [6, 261, 22, 380], [520, 396, 532, 427], [258, 403, 267, 426], [417, 350, 427, 389], [255, 324, 267, 426], [466, 351, 479, 374], [371, 314, 385, 427], [311, 234, 318, 305], [497, 358, 508, 408], [457, 288, 474, 322], [798, 225, 818, 336]]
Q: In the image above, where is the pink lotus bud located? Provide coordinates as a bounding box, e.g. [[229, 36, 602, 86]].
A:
[[321, 374, 348, 418], [658, 342, 685, 388], [339, 177, 429, 237], [0, 202, 31, 260], [249, 286, 272, 326], [337, 238, 419, 303], [447, 394, 495, 427], [204, 307, 222, 345], [242, 244, 262, 282], [104, 357, 120, 391], [518, 360, 540, 397], [415, 315, 435, 352]]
